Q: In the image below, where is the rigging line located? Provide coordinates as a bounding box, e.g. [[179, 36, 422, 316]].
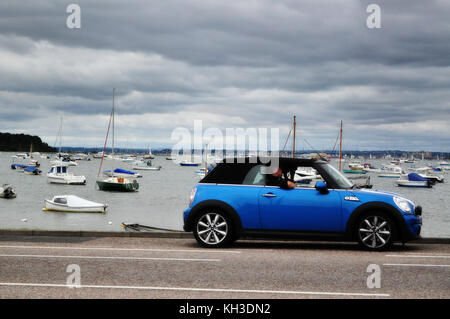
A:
[[303, 138, 325, 159], [330, 132, 340, 155], [281, 127, 292, 152]]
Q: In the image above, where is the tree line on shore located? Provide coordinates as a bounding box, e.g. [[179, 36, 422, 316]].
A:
[[0, 132, 55, 152]]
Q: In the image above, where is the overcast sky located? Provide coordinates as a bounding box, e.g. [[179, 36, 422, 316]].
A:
[[0, 0, 449, 151]]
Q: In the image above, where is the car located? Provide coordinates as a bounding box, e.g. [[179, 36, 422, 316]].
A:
[[183, 157, 422, 251]]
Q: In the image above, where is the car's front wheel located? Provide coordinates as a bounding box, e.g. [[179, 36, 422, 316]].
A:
[[193, 210, 234, 248], [356, 212, 396, 251]]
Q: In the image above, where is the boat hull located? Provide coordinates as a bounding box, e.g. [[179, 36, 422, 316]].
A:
[[378, 174, 401, 178], [47, 174, 86, 185], [343, 170, 366, 174], [96, 179, 139, 192], [395, 181, 431, 188], [44, 200, 106, 213], [180, 163, 200, 167], [132, 166, 161, 171]]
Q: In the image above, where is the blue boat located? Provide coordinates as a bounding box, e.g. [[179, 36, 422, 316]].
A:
[[395, 173, 431, 188], [11, 164, 28, 170], [180, 162, 200, 167], [24, 166, 42, 175]]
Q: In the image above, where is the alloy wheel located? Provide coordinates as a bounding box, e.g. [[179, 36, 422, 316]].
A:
[[196, 212, 229, 245], [358, 215, 392, 249]]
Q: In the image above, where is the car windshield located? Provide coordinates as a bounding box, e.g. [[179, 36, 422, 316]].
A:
[[319, 163, 354, 189]]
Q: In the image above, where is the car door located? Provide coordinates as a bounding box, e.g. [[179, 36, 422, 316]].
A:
[[258, 186, 343, 232]]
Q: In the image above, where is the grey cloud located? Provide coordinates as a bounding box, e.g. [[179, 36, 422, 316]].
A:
[[0, 1, 449, 150]]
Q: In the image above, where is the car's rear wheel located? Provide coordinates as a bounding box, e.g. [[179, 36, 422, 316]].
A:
[[356, 212, 396, 251], [193, 210, 234, 248]]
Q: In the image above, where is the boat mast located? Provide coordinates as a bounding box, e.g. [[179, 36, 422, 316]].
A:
[[97, 91, 114, 178], [112, 88, 115, 158], [292, 115, 296, 158], [204, 143, 208, 176], [59, 116, 63, 155], [339, 120, 343, 171]]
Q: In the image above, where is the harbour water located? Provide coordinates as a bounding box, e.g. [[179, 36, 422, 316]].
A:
[[1, 152, 449, 237]]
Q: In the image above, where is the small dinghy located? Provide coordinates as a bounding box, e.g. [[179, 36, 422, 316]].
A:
[[24, 166, 42, 175], [103, 168, 142, 178], [44, 195, 107, 213], [0, 184, 16, 199], [395, 173, 432, 188]]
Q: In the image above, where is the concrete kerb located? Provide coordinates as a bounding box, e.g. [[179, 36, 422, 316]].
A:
[[0, 229, 449, 244]]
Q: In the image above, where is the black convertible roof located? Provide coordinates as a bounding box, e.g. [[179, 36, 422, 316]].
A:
[[219, 156, 326, 168], [200, 157, 327, 184]]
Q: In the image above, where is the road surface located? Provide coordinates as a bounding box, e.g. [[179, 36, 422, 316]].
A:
[[0, 235, 448, 299]]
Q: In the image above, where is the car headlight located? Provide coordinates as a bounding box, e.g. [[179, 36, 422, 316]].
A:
[[394, 196, 412, 213]]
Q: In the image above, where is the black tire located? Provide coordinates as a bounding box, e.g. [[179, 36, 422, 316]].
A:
[[193, 209, 235, 248], [356, 212, 396, 251]]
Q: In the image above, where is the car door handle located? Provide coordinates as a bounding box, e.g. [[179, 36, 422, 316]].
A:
[[262, 193, 277, 198]]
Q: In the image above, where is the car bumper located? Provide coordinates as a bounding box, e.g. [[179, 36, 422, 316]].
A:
[[183, 208, 191, 232], [403, 209, 422, 240]]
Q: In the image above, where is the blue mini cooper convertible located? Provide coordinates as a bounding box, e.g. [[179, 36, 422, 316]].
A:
[[183, 157, 422, 251]]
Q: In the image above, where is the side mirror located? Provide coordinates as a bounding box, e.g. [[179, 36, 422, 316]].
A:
[[315, 181, 329, 194]]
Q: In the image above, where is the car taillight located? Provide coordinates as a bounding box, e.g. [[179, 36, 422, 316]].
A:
[[189, 187, 197, 205]]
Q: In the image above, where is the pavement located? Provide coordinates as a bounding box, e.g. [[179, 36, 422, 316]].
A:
[[0, 235, 448, 299]]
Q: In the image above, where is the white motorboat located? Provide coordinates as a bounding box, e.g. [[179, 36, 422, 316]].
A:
[[13, 153, 29, 159], [395, 173, 432, 188], [121, 156, 135, 163], [0, 184, 16, 199], [93, 152, 105, 158], [348, 162, 364, 171], [439, 161, 450, 170], [132, 160, 161, 171], [294, 168, 321, 184], [47, 164, 86, 185], [377, 164, 404, 178], [44, 195, 107, 213], [71, 153, 90, 161]]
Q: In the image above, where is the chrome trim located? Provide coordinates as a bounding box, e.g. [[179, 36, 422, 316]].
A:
[[262, 193, 277, 197]]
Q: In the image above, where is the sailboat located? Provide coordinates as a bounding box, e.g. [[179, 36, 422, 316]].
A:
[[143, 146, 154, 159], [96, 88, 139, 192]]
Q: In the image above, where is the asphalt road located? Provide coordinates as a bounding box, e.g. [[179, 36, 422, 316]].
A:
[[0, 235, 448, 299]]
